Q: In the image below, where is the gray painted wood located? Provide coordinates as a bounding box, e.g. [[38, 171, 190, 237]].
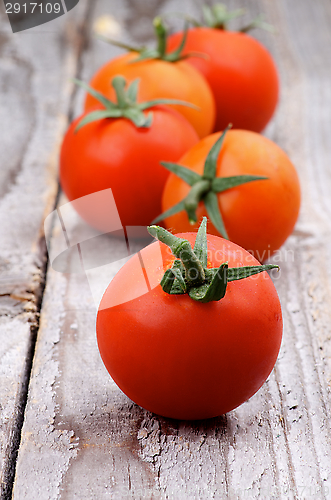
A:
[[0, 1, 92, 497], [8, 0, 331, 498]]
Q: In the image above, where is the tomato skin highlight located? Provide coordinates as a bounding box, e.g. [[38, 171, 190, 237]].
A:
[[84, 52, 216, 139], [167, 28, 279, 133], [59, 106, 199, 231], [96, 233, 283, 420], [161, 130, 301, 261]]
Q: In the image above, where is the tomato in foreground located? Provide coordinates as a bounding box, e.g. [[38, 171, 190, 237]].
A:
[[167, 12, 279, 132], [158, 128, 300, 261], [96, 219, 282, 420], [59, 77, 199, 232]]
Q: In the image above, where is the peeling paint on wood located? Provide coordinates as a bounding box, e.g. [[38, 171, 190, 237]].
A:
[[0, 0, 93, 497]]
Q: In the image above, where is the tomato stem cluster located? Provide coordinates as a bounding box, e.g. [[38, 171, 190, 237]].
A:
[[153, 125, 268, 238], [202, 4, 245, 30], [99, 16, 203, 63], [74, 76, 197, 130], [169, 3, 274, 33], [148, 217, 278, 302]]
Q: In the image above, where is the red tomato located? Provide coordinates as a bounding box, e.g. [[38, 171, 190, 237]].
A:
[[96, 231, 282, 420], [84, 52, 216, 139], [167, 28, 279, 133], [59, 106, 199, 232], [161, 130, 300, 261]]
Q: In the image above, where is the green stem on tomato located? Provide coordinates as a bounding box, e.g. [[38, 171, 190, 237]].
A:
[[98, 15, 205, 63], [184, 179, 211, 223], [74, 76, 199, 131], [148, 217, 279, 303], [147, 225, 205, 286], [164, 3, 274, 33], [111, 76, 128, 108], [153, 16, 167, 58], [152, 126, 268, 239]]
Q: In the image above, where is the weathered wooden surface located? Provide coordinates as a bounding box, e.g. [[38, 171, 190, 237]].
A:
[[0, 1, 92, 497], [1, 0, 331, 498]]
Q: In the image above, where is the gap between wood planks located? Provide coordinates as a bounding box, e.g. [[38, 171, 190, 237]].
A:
[[0, 3, 96, 499]]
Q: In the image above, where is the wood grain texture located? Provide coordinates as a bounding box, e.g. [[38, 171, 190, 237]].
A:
[[0, 1, 92, 497], [11, 0, 331, 498]]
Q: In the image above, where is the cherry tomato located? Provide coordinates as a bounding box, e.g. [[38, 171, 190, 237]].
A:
[[59, 106, 199, 232], [161, 130, 300, 261], [84, 52, 216, 139], [167, 28, 279, 133], [96, 229, 282, 420]]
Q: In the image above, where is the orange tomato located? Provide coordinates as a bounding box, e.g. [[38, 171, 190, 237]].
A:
[[161, 130, 300, 261], [84, 52, 216, 139]]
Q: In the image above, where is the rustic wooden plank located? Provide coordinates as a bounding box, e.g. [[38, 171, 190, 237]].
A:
[[13, 0, 331, 498], [0, 1, 92, 497], [271, 0, 331, 492]]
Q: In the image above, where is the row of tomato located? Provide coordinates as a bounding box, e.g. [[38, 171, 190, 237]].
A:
[[59, 5, 300, 420], [60, 10, 300, 261]]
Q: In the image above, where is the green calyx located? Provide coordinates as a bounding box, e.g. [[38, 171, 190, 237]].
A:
[[152, 125, 268, 239], [175, 3, 274, 33], [98, 16, 203, 63], [202, 3, 245, 30], [74, 76, 197, 131], [148, 217, 278, 302]]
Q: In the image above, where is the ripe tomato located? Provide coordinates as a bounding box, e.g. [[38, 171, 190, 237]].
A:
[[96, 227, 282, 420], [84, 52, 216, 139], [167, 28, 279, 133], [59, 105, 199, 232], [161, 130, 300, 261]]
